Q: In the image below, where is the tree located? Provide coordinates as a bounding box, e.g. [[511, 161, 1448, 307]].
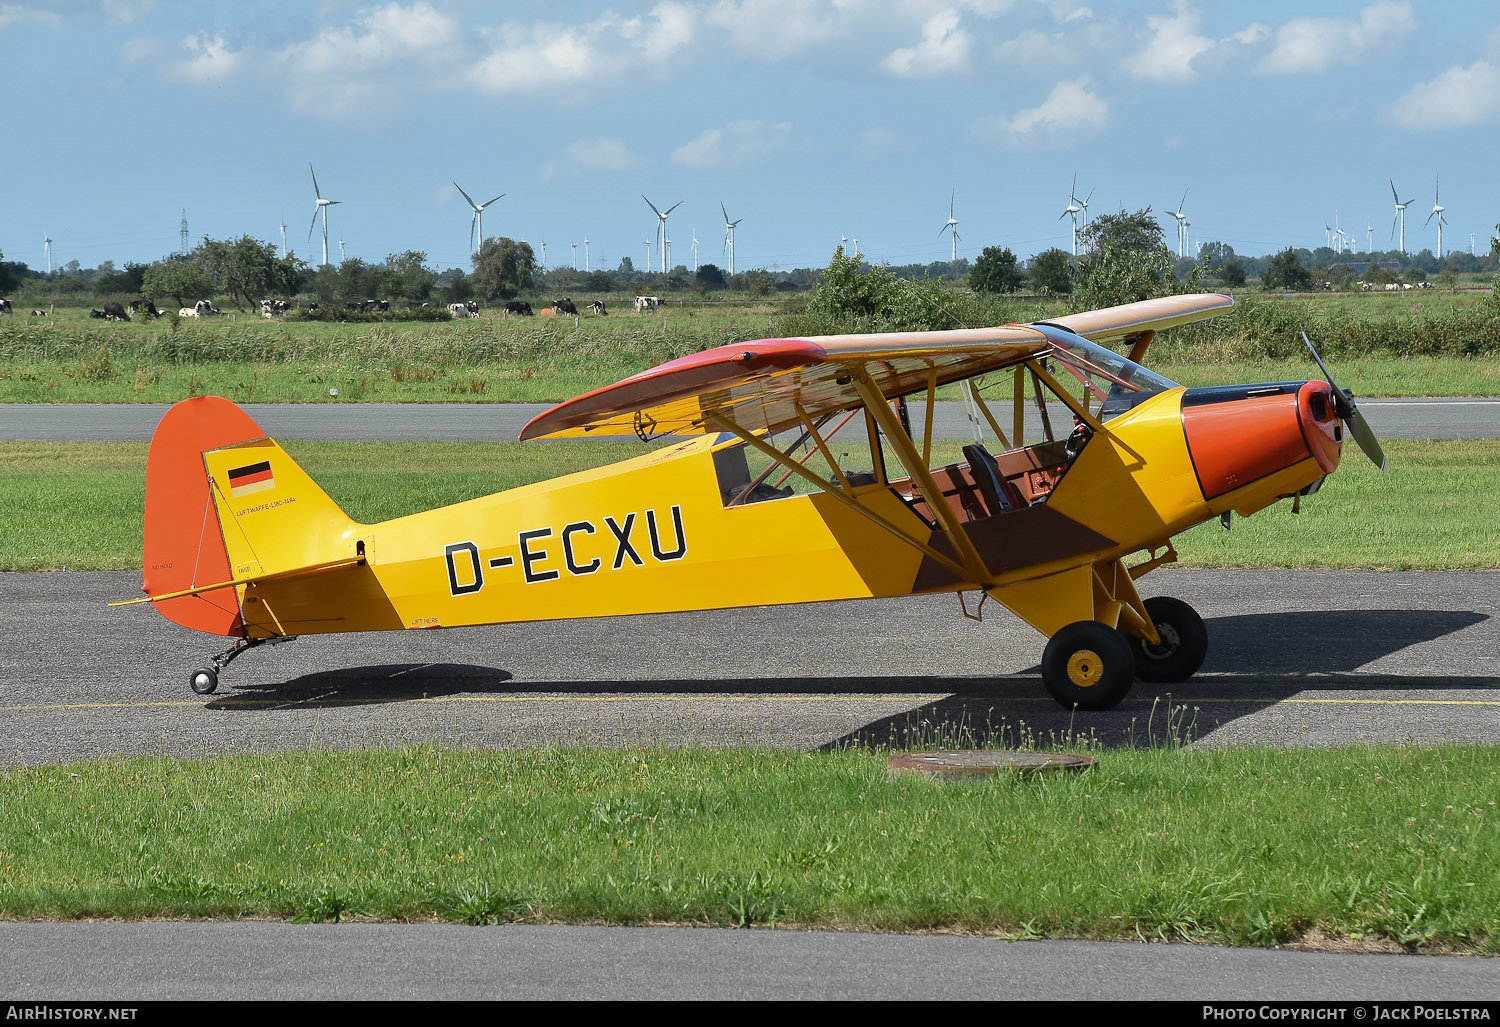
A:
[[469, 237, 536, 300], [1028, 248, 1073, 295], [1220, 262, 1246, 288], [383, 250, 435, 301], [94, 262, 147, 296], [748, 270, 774, 296], [0, 250, 22, 295], [807, 247, 957, 331], [1074, 241, 1190, 309], [1078, 208, 1163, 257], [968, 245, 1024, 294], [141, 256, 215, 308], [695, 263, 726, 290], [1262, 248, 1313, 292], [196, 235, 306, 308]]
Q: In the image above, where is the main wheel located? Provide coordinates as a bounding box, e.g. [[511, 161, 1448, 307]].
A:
[[189, 668, 218, 696], [1041, 621, 1136, 710], [1128, 596, 1208, 683]]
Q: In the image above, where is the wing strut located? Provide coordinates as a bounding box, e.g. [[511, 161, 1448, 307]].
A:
[[851, 371, 993, 585], [704, 411, 977, 584]]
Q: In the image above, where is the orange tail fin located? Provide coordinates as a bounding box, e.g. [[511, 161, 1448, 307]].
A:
[[143, 396, 269, 637]]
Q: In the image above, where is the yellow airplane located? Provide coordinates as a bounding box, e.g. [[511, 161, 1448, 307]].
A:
[[118, 293, 1385, 710]]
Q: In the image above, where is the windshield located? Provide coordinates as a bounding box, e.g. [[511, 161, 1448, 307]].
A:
[[1041, 330, 1181, 419]]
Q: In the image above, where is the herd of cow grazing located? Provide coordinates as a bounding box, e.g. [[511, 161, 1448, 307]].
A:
[[0, 294, 669, 321]]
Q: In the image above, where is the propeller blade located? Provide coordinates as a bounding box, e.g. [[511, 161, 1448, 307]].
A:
[[308, 206, 321, 241], [310, 164, 322, 199], [642, 195, 663, 218], [1424, 209, 1436, 228], [470, 212, 477, 250], [453, 181, 478, 209], [1390, 178, 1398, 203], [482, 194, 505, 209], [1346, 406, 1389, 473], [1302, 332, 1387, 472]]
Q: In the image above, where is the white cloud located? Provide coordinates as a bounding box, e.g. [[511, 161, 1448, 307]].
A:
[[173, 33, 242, 83], [1384, 60, 1500, 129], [287, 3, 460, 78], [706, 0, 858, 60], [672, 120, 792, 169], [0, 3, 61, 30], [885, 8, 971, 78], [1256, 0, 1414, 76], [1123, 3, 1270, 84], [540, 137, 648, 182], [975, 75, 1109, 150], [469, 2, 696, 96]]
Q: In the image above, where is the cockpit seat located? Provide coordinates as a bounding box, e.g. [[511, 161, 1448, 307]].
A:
[[962, 443, 1025, 517]]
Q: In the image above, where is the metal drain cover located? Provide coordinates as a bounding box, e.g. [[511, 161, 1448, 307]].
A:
[[888, 750, 1096, 780]]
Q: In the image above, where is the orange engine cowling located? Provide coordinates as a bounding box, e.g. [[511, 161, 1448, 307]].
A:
[[1181, 380, 1342, 500]]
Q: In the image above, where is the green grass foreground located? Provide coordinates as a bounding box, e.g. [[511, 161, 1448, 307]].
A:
[[2, 439, 1497, 571], [1, 744, 1496, 949]]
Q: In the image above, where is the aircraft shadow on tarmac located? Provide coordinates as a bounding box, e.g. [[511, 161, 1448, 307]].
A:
[[207, 609, 1491, 735], [831, 608, 1496, 752]]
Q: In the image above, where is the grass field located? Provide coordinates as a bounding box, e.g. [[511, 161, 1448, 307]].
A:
[[2, 743, 1496, 950], [1, 438, 1496, 571], [3, 291, 1497, 401]]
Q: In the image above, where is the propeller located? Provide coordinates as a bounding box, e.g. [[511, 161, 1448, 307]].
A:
[[1302, 332, 1388, 472]]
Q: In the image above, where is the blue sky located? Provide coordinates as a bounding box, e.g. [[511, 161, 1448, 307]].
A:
[[2, 0, 1497, 275]]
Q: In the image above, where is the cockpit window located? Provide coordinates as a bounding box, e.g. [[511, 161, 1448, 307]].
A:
[[1044, 333, 1181, 420]]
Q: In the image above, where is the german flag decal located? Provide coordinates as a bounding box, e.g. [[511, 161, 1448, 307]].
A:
[[228, 460, 276, 497]]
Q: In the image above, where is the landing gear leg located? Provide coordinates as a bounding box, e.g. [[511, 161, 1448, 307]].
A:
[[1126, 596, 1208, 683], [187, 636, 297, 696]]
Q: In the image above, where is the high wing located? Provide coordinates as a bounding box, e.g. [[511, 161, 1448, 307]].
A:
[[1043, 292, 1233, 345], [518, 293, 1235, 441], [519, 326, 1048, 440]]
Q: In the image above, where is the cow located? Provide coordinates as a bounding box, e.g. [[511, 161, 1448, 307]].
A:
[[406, 301, 430, 311], [553, 297, 578, 316], [504, 301, 534, 316], [102, 301, 129, 320], [590, 300, 608, 316], [179, 307, 199, 318], [0, 298, 12, 315], [359, 299, 390, 313], [89, 309, 107, 319], [465, 300, 480, 316], [633, 295, 661, 314], [29, 309, 46, 317], [260, 298, 291, 318], [131, 299, 163, 318], [448, 302, 473, 318], [193, 299, 220, 317]]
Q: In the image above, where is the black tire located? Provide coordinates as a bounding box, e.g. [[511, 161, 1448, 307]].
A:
[[1128, 596, 1208, 683], [189, 668, 218, 696], [1041, 621, 1136, 711]]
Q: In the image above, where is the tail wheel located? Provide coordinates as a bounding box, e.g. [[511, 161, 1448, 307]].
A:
[[1129, 596, 1208, 683], [189, 668, 219, 695], [1041, 621, 1136, 711]]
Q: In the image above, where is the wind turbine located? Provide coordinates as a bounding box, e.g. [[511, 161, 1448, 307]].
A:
[[1424, 176, 1446, 258], [1059, 174, 1083, 255], [43, 233, 52, 274], [1170, 190, 1189, 258], [1390, 178, 1413, 255], [338, 239, 346, 264], [721, 202, 742, 276], [691, 229, 699, 272], [1367, 223, 1374, 253], [939, 190, 960, 261], [307, 163, 341, 267], [453, 182, 503, 257], [571, 242, 577, 270], [642, 195, 682, 275], [584, 237, 590, 273], [279, 218, 288, 259], [540, 240, 547, 270], [644, 239, 653, 272]]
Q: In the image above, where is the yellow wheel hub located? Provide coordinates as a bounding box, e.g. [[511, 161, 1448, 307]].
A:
[[1066, 649, 1104, 688]]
